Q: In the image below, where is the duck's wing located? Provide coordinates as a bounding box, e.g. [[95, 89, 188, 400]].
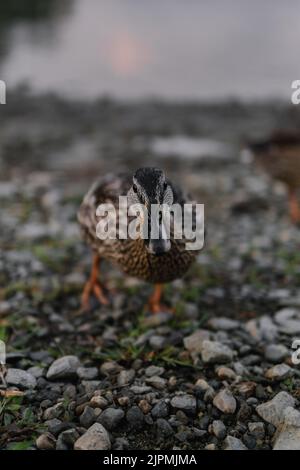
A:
[[78, 173, 132, 251]]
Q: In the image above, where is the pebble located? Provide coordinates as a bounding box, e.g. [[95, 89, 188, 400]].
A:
[[100, 361, 123, 376], [117, 369, 135, 386], [273, 407, 300, 450], [90, 395, 108, 409], [213, 389, 237, 414], [171, 395, 196, 413], [149, 335, 166, 350], [215, 366, 236, 381], [36, 432, 56, 450], [211, 420, 227, 439], [145, 365, 165, 377], [248, 422, 265, 439], [6, 368, 37, 389], [156, 418, 174, 436], [46, 356, 80, 380], [27, 366, 44, 379], [74, 423, 111, 450], [183, 329, 210, 354], [77, 367, 98, 380], [265, 364, 292, 381], [264, 344, 289, 363], [43, 403, 65, 421], [143, 312, 172, 327], [139, 399, 152, 414], [145, 376, 167, 390], [208, 318, 240, 331], [256, 391, 295, 428], [151, 400, 169, 419], [97, 408, 125, 430], [201, 341, 234, 364], [80, 406, 96, 428], [126, 406, 144, 429], [224, 436, 247, 450]]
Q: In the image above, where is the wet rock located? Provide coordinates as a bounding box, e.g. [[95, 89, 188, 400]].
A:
[[256, 391, 295, 427], [74, 423, 111, 450], [46, 356, 80, 381], [97, 408, 125, 430], [6, 368, 37, 389], [201, 341, 234, 364], [224, 436, 247, 450], [213, 389, 237, 414]]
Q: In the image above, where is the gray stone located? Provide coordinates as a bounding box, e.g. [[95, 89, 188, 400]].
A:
[[208, 318, 240, 331], [117, 369, 135, 386], [27, 366, 44, 379], [256, 392, 295, 428], [74, 423, 111, 450], [97, 408, 125, 430], [130, 385, 152, 394], [183, 329, 210, 354], [80, 406, 96, 428], [156, 418, 174, 436], [265, 364, 292, 381], [6, 368, 37, 389], [224, 436, 247, 450], [264, 344, 289, 363], [274, 407, 300, 450], [213, 389, 237, 414], [151, 400, 169, 419], [201, 340, 234, 364], [212, 420, 227, 439], [145, 376, 166, 390], [46, 356, 80, 380], [248, 422, 265, 439], [171, 395, 196, 413], [77, 367, 98, 380], [126, 406, 144, 429], [149, 335, 166, 350], [145, 365, 165, 377], [43, 403, 65, 420], [143, 312, 172, 327]]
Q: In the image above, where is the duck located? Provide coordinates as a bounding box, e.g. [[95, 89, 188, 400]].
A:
[[247, 130, 300, 224], [78, 167, 200, 313]]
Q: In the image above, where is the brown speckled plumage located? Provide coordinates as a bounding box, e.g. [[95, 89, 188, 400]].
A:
[[78, 172, 197, 284]]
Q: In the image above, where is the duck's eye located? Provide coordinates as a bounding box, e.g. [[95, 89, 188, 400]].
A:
[[133, 184, 138, 193]]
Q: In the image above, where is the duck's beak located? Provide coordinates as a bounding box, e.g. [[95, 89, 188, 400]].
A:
[[147, 207, 171, 255]]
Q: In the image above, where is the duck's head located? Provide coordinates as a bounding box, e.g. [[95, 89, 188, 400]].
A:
[[127, 167, 174, 255]]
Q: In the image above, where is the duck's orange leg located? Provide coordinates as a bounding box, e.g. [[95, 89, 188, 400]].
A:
[[147, 284, 173, 314], [81, 253, 109, 310], [288, 189, 300, 224]]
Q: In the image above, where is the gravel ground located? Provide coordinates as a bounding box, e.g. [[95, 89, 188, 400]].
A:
[[0, 91, 300, 450]]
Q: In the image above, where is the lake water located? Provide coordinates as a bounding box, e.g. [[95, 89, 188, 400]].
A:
[[1, 0, 300, 101]]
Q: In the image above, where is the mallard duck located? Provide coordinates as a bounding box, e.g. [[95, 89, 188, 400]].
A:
[[248, 130, 300, 224], [78, 167, 199, 313]]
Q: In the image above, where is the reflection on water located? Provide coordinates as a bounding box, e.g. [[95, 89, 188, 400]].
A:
[[1, 0, 300, 100]]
